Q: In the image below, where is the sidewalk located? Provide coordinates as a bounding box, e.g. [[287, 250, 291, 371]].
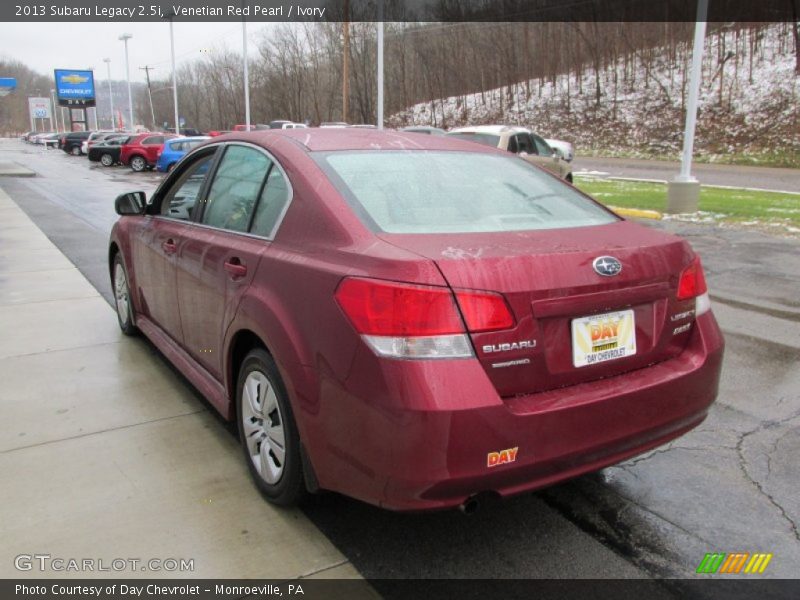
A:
[[0, 185, 365, 582]]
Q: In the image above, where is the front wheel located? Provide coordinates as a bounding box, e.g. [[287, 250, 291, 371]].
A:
[[565, 173, 574, 184], [130, 156, 146, 172], [237, 349, 307, 506], [112, 254, 137, 335], [100, 153, 114, 167]]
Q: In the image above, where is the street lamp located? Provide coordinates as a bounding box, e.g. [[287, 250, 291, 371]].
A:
[[103, 58, 115, 130], [241, 14, 250, 130], [166, 12, 180, 135], [118, 33, 134, 130]]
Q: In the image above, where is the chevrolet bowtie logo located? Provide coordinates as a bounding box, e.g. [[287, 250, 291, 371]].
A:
[[61, 74, 89, 85]]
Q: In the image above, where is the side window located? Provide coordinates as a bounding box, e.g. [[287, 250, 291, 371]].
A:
[[202, 145, 269, 233], [532, 135, 553, 157], [159, 153, 215, 221], [507, 135, 519, 154], [251, 164, 291, 237], [142, 136, 163, 145], [516, 134, 536, 155]]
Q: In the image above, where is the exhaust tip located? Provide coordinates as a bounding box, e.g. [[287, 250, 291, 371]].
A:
[[458, 496, 480, 515]]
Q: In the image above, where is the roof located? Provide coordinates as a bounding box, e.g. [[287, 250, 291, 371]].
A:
[[448, 124, 530, 135], [214, 128, 506, 153]]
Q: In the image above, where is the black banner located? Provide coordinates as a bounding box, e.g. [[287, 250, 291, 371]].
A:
[[4, 579, 800, 600], [3, 0, 799, 23]]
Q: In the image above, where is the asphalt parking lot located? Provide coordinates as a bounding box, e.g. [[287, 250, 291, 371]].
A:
[[1, 139, 798, 590]]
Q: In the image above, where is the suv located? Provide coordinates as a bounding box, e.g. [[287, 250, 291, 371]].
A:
[[446, 125, 573, 182], [59, 130, 92, 155], [120, 133, 177, 172]]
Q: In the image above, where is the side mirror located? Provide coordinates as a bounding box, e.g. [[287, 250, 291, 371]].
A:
[[115, 191, 147, 216]]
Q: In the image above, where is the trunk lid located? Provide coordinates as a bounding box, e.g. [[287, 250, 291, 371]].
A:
[[379, 221, 697, 397]]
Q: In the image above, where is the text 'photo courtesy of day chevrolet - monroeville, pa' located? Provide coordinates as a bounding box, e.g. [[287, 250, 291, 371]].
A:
[[0, 1, 798, 599]]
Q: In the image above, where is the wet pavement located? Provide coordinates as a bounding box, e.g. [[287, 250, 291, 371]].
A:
[[1, 138, 798, 586], [574, 156, 800, 193]]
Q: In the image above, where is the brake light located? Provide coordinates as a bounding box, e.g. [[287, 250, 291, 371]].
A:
[[677, 257, 707, 300], [454, 290, 515, 333], [335, 277, 463, 336], [335, 277, 473, 359]]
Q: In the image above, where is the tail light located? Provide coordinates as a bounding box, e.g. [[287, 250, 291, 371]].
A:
[[335, 277, 515, 359], [677, 256, 711, 315]]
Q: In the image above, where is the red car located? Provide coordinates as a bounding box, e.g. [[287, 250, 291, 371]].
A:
[[109, 130, 724, 512], [120, 133, 177, 172]]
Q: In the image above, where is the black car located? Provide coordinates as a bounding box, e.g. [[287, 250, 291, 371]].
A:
[[59, 130, 92, 155], [88, 136, 130, 166]]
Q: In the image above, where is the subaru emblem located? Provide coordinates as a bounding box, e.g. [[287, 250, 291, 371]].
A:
[[593, 256, 622, 277]]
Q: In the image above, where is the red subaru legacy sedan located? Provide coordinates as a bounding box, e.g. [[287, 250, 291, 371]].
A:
[[108, 130, 724, 512]]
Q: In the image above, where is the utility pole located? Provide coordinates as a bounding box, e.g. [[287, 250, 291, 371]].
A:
[[376, 0, 384, 129], [139, 65, 157, 131], [168, 13, 180, 136], [342, 0, 350, 123]]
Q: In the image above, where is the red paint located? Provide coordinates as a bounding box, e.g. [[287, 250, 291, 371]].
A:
[[110, 129, 724, 511]]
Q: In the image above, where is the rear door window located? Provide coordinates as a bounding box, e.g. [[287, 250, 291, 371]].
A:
[[201, 145, 270, 233], [250, 164, 291, 238]]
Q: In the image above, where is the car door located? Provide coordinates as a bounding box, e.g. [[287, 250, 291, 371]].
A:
[[132, 148, 219, 344], [176, 143, 291, 381], [139, 135, 165, 165]]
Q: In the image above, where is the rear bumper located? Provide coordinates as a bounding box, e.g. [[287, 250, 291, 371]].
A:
[[309, 311, 724, 511]]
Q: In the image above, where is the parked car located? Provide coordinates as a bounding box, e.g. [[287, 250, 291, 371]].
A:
[[401, 126, 446, 135], [59, 130, 92, 155], [164, 127, 204, 137], [109, 130, 723, 512], [88, 136, 130, 166], [82, 131, 125, 154], [120, 133, 177, 172], [545, 138, 574, 162], [30, 131, 56, 145], [267, 120, 308, 129], [447, 125, 573, 182], [207, 130, 232, 137], [156, 136, 211, 172], [319, 122, 348, 128], [232, 124, 270, 132]]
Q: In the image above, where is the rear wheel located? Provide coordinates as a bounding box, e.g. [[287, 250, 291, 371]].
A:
[[112, 254, 137, 336], [130, 155, 146, 172], [100, 153, 114, 167], [236, 349, 306, 506], [70, 145, 81, 156]]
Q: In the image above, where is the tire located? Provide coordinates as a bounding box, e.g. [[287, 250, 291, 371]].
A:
[[112, 254, 137, 336], [100, 153, 114, 167], [566, 173, 574, 184], [70, 145, 81, 156], [236, 348, 307, 506], [130, 155, 147, 172], [167, 163, 176, 172]]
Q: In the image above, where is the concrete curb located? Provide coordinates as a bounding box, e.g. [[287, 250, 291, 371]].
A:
[[0, 160, 35, 177], [608, 206, 663, 220]]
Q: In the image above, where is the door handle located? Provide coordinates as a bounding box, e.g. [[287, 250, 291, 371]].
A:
[[161, 239, 177, 254], [224, 258, 248, 279]]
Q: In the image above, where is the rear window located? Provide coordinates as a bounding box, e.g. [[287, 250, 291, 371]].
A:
[[318, 151, 617, 234], [445, 132, 501, 148]]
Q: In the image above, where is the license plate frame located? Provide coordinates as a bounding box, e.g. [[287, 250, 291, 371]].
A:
[[571, 309, 636, 368]]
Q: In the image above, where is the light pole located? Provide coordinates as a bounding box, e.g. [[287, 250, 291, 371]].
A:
[[241, 14, 250, 130], [86, 66, 99, 130], [168, 14, 180, 135], [376, 1, 384, 130], [119, 33, 134, 131], [103, 58, 115, 130]]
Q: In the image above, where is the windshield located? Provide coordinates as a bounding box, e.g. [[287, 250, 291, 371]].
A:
[[445, 132, 501, 147], [319, 151, 617, 234]]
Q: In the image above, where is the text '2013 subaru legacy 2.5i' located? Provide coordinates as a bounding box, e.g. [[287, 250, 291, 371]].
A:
[[108, 130, 724, 512]]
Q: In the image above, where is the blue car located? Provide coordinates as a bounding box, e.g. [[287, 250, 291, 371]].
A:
[[156, 136, 210, 173]]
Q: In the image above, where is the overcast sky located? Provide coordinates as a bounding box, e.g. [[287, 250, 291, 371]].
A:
[[0, 22, 279, 83]]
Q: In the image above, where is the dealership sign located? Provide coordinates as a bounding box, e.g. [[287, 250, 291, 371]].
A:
[[28, 97, 51, 120], [0, 77, 16, 97], [54, 69, 96, 107]]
